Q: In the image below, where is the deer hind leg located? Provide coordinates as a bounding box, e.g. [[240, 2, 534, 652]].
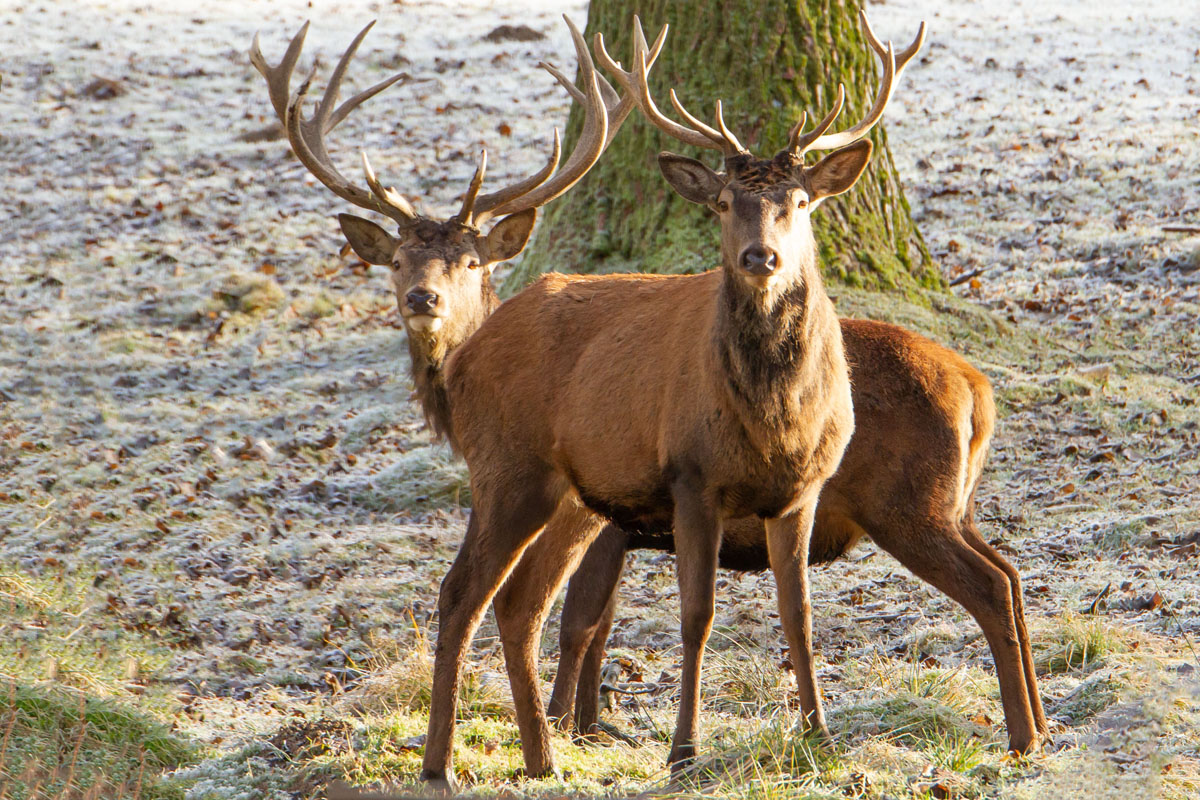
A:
[[420, 467, 564, 792], [572, 568, 621, 736], [546, 524, 628, 734], [869, 517, 1041, 755], [959, 518, 1048, 737], [492, 503, 606, 779], [765, 496, 827, 739]]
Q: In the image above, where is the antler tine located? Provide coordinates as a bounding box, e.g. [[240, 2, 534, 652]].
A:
[[595, 19, 700, 151], [327, 71, 407, 133], [473, 15, 620, 221], [861, 11, 926, 78], [791, 13, 925, 157], [592, 21, 667, 146], [666, 92, 747, 156], [250, 22, 309, 123], [634, 22, 731, 153], [362, 151, 417, 218], [268, 25, 415, 227], [539, 18, 666, 148], [788, 84, 846, 155], [793, 42, 893, 157], [455, 150, 488, 226], [785, 111, 809, 149], [598, 16, 744, 158], [713, 101, 748, 154], [541, 61, 587, 105], [308, 21, 375, 134]]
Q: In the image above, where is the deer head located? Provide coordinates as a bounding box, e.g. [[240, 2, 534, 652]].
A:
[[597, 13, 924, 303], [251, 17, 662, 356]]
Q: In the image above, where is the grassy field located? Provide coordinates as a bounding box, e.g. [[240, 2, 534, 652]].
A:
[[2, 0, 1199, 797]]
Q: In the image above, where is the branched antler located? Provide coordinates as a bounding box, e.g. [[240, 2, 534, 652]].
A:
[[593, 17, 741, 156], [250, 21, 416, 226], [595, 12, 926, 163], [788, 11, 927, 158], [470, 15, 664, 224], [251, 16, 657, 230]]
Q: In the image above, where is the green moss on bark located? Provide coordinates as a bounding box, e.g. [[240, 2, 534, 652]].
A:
[[508, 0, 937, 294]]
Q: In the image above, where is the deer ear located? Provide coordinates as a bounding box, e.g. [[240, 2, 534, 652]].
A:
[[658, 152, 724, 205], [338, 213, 400, 264], [805, 140, 873, 205], [481, 209, 537, 265]]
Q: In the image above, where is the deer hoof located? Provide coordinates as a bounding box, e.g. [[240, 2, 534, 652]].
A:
[[419, 770, 457, 795], [667, 744, 696, 772], [1006, 733, 1043, 758]]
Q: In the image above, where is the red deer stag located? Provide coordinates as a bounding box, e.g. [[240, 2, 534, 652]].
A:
[[250, 16, 665, 791], [250, 18, 652, 435], [547, 330, 1048, 754], [408, 13, 946, 790], [560, 11, 1045, 757]]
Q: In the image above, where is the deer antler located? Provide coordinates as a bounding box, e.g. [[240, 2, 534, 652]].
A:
[[595, 16, 744, 158], [787, 11, 926, 158], [250, 21, 418, 227], [468, 15, 664, 224], [253, 17, 650, 230], [595, 13, 925, 163]]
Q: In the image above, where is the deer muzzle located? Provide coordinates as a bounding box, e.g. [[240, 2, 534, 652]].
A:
[[739, 246, 779, 277], [405, 289, 440, 315]]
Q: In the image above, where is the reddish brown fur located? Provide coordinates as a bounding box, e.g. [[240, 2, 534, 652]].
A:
[[547, 319, 1049, 753], [420, 265, 853, 781], [417, 139, 868, 788]]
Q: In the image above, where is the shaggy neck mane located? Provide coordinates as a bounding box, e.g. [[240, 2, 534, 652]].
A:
[[407, 282, 501, 445], [714, 267, 831, 435]]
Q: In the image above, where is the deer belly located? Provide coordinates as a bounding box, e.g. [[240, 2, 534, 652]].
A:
[[550, 395, 676, 533], [562, 461, 675, 534]]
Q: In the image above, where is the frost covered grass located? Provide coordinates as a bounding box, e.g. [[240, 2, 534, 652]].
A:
[[337, 444, 471, 513], [2, 0, 1200, 797]]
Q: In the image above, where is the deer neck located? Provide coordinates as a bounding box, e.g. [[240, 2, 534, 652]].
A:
[[406, 284, 501, 441], [713, 262, 841, 437]]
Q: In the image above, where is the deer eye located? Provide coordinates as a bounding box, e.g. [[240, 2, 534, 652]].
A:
[[715, 200, 729, 213], [797, 197, 809, 209], [465, 258, 482, 270]]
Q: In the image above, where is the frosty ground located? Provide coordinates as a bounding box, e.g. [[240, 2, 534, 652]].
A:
[[1, 0, 1198, 798]]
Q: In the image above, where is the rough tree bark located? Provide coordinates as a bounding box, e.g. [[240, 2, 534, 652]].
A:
[[508, 0, 937, 292]]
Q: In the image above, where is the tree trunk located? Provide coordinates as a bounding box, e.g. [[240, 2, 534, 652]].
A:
[[508, 0, 936, 292]]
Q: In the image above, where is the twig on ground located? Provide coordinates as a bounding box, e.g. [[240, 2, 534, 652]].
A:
[[1083, 582, 1113, 615], [948, 266, 992, 287]]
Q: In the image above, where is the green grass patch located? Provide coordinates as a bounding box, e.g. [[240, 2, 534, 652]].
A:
[[0, 568, 174, 704], [0, 681, 196, 799], [1037, 615, 1129, 675], [688, 715, 845, 798]]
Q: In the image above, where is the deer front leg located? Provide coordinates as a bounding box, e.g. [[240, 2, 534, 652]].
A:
[[765, 496, 827, 738], [668, 484, 722, 772], [421, 471, 562, 793]]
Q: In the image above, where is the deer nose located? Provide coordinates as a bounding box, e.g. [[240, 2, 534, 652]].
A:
[[406, 289, 439, 314], [740, 246, 778, 276]]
